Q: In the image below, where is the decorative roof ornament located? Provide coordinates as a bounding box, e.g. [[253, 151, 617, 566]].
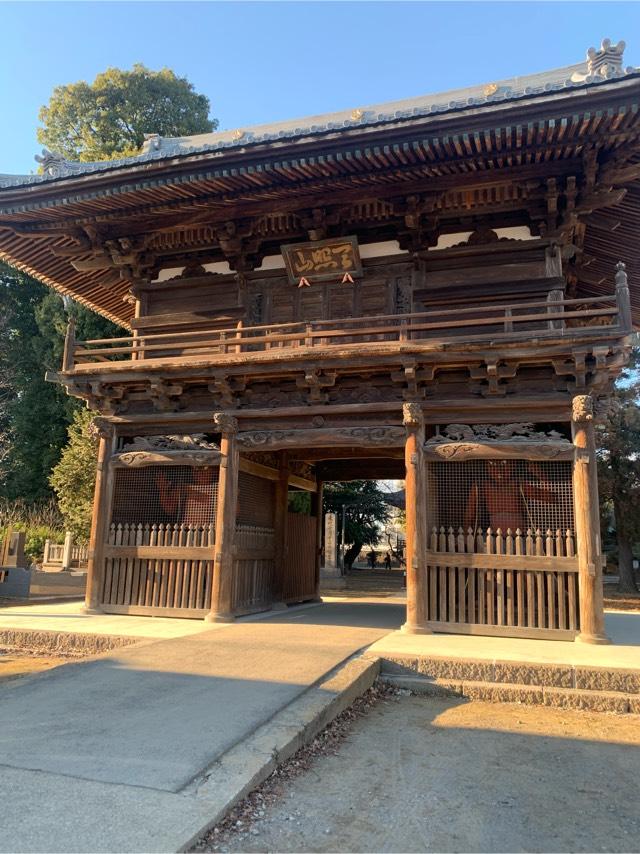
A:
[[34, 149, 84, 178], [232, 130, 245, 141], [572, 39, 628, 83], [587, 38, 626, 77], [142, 133, 162, 152], [350, 108, 364, 121]]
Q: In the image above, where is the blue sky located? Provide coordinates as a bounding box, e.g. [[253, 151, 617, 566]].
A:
[[1, 1, 639, 175]]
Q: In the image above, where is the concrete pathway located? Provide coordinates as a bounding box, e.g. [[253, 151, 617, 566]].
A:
[[368, 609, 640, 670], [0, 599, 217, 639], [0, 600, 403, 852]]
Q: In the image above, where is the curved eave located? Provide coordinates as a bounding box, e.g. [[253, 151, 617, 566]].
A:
[[1, 73, 640, 213], [0, 75, 639, 325], [0, 240, 132, 328]]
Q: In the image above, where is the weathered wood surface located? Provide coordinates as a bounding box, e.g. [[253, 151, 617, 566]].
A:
[[424, 523, 579, 637], [572, 394, 608, 643], [101, 522, 214, 611], [84, 427, 115, 612], [67, 293, 625, 368], [403, 403, 430, 633], [282, 512, 317, 604], [424, 441, 575, 461], [272, 452, 289, 602], [232, 525, 275, 616], [208, 423, 239, 621]]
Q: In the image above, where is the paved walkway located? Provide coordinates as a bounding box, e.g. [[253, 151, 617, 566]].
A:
[[0, 599, 216, 638], [369, 609, 640, 670], [0, 600, 403, 852]]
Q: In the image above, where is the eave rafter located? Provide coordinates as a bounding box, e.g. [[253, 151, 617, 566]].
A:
[[0, 91, 639, 323]]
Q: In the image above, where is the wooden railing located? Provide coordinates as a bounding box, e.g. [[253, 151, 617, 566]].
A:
[[63, 274, 632, 371], [425, 524, 579, 637], [102, 522, 215, 613]]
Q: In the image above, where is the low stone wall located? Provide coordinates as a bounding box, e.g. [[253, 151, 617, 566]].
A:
[[0, 628, 139, 657]]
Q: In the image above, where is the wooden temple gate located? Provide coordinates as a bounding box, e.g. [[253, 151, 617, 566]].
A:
[[88, 428, 319, 619], [2, 40, 638, 641]]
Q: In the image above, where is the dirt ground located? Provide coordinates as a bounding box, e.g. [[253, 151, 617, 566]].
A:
[[603, 589, 640, 611], [0, 649, 69, 684], [198, 692, 640, 853]]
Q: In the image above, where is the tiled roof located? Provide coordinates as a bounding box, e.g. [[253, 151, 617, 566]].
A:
[[0, 39, 637, 190]]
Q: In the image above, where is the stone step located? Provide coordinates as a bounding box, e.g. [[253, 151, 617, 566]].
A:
[[380, 654, 640, 695], [382, 673, 640, 715]]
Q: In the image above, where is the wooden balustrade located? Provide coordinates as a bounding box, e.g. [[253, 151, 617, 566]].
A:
[[62, 286, 629, 371], [101, 521, 215, 613], [430, 525, 575, 557], [425, 524, 580, 638]]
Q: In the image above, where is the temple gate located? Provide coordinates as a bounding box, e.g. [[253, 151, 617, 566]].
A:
[[1, 39, 639, 640]]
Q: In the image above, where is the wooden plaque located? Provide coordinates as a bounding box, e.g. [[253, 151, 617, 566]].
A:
[[281, 236, 362, 284]]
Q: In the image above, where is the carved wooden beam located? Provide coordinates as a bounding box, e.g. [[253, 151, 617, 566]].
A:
[[238, 425, 406, 450]]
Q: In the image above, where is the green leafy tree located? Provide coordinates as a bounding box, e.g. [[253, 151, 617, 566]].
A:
[[49, 408, 99, 542], [598, 348, 640, 593], [1, 63, 217, 528], [0, 263, 119, 502], [38, 64, 216, 161], [323, 481, 390, 570]]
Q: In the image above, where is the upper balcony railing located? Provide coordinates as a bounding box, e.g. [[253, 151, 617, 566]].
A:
[[62, 264, 633, 373]]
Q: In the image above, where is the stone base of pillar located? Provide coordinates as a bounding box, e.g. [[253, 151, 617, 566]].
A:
[[204, 611, 235, 624], [576, 631, 611, 645], [270, 600, 289, 611], [81, 605, 103, 616], [401, 621, 433, 635]]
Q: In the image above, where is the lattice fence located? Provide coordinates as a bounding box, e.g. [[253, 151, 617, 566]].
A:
[[424, 459, 579, 637]]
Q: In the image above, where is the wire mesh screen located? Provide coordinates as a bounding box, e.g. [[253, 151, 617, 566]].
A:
[[238, 472, 275, 528], [111, 466, 219, 526], [427, 460, 574, 540]]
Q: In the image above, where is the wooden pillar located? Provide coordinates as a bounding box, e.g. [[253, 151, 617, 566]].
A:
[[615, 261, 633, 334], [83, 420, 115, 614], [402, 402, 431, 634], [272, 451, 290, 606], [206, 413, 239, 623], [311, 479, 324, 600], [571, 395, 609, 644]]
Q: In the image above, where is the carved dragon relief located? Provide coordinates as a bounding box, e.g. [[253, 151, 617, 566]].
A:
[[238, 425, 406, 449], [114, 434, 222, 467], [427, 423, 568, 443], [424, 423, 573, 461], [121, 434, 220, 451]]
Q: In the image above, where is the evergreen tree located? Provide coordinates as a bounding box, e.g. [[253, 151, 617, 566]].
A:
[[323, 481, 390, 570], [2, 64, 218, 526], [49, 409, 99, 541], [0, 263, 118, 502]]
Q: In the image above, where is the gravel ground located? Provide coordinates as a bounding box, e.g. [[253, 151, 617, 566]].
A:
[[194, 688, 640, 853]]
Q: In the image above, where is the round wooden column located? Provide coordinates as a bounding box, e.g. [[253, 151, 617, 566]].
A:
[[83, 420, 115, 614], [571, 395, 609, 644], [206, 413, 239, 623], [272, 451, 290, 607], [312, 480, 324, 600], [402, 403, 431, 634]]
